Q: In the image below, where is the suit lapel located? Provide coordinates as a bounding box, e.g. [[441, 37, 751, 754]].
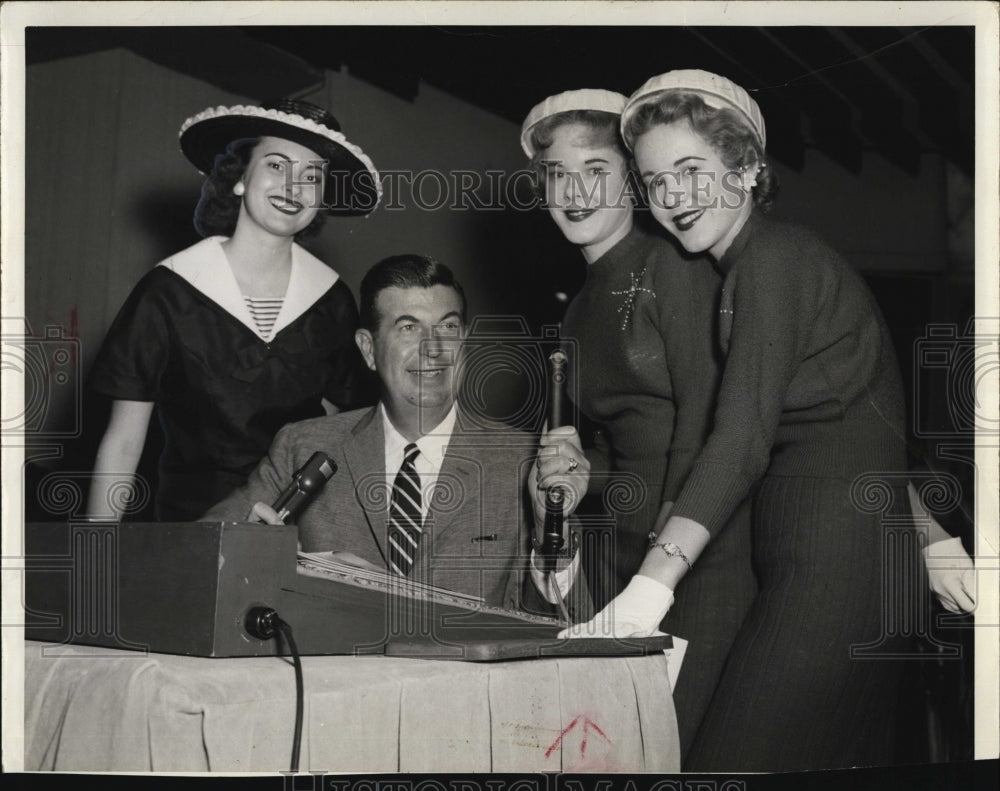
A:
[[425, 410, 484, 554], [426, 444, 478, 546], [341, 406, 390, 563], [340, 407, 500, 572]]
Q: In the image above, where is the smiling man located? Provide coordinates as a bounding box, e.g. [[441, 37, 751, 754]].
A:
[[202, 254, 589, 610]]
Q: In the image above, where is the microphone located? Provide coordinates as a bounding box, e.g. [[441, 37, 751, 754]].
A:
[[272, 452, 337, 524], [547, 349, 567, 431], [542, 350, 569, 568]]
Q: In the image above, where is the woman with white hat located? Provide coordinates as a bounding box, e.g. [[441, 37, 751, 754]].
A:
[[86, 98, 380, 522], [521, 89, 756, 761], [564, 69, 922, 771]]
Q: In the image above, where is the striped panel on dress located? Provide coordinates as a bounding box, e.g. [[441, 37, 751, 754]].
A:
[[244, 296, 283, 339]]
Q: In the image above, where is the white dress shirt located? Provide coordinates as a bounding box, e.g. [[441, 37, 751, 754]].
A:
[[380, 402, 457, 520]]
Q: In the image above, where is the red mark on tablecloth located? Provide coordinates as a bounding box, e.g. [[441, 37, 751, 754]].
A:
[[544, 715, 611, 758]]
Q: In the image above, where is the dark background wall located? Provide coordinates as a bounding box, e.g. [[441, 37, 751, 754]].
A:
[[20, 26, 975, 534]]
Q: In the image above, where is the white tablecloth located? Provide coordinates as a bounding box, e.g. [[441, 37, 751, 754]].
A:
[[25, 640, 680, 772]]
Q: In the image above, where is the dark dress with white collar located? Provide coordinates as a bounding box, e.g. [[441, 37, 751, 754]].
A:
[[89, 237, 372, 520]]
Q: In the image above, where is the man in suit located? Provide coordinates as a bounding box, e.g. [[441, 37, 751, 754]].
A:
[[203, 254, 588, 611]]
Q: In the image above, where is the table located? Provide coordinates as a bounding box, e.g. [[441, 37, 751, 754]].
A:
[[24, 640, 680, 773]]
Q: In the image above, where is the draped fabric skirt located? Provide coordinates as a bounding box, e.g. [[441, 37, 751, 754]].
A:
[[685, 474, 916, 772]]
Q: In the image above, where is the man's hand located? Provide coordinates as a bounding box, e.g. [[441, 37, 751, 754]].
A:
[[248, 502, 283, 525], [247, 502, 305, 551], [529, 426, 590, 537]]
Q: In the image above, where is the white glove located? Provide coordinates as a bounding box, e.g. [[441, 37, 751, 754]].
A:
[[559, 575, 674, 638], [924, 536, 976, 614]]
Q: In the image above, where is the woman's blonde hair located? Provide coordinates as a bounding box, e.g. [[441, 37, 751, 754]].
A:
[[527, 110, 639, 204]]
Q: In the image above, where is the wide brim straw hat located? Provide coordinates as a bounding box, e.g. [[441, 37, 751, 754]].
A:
[[179, 98, 382, 216], [520, 88, 629, 157], [621, 69, 766, 151]]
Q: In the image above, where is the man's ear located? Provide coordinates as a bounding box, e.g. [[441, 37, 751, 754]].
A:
[[355, 328, 376, 371]]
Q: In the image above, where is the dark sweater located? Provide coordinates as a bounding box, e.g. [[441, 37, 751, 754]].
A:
[[561, 222, 757, 760], [562, 222, 724, 511], [671, 212, 908, 533]]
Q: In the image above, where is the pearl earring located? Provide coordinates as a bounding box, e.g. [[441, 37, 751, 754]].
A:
[[233, 182, 246, 196]]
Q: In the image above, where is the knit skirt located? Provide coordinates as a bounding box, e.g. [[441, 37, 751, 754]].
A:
[[685, 474, 916, 772], [662, 497, 755, 761]]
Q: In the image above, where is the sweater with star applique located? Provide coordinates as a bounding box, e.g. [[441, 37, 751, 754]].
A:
[[561, 222, 756, 758], [561, 220, 724, 536]]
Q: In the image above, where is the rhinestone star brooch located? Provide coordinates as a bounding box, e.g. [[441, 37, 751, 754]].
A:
[[611, 265, 656, 330]]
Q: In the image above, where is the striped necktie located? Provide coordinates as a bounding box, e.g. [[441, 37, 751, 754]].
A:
[[387, 442, 422, 576]]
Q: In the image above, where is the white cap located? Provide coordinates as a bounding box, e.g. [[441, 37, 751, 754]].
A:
[[621, 69, 766, 150], [520, 88, 628, 157]]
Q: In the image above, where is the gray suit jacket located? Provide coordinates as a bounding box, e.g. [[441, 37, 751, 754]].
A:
[[203, 405, 556, 609]]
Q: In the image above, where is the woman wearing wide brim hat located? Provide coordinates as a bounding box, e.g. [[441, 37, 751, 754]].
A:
[[562, 69, 927, 771], [521, 88, 756, 763], [87, 98, 380, 522], [179, 98, 381, 216]]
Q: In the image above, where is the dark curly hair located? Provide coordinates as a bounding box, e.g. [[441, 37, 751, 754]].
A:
[[527, 110, 641, 207], [625, 92, 778, 212], [192, 138, 326, 239]]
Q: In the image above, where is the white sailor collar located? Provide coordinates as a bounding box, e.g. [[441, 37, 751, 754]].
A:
[[156, 236, 340, 340]]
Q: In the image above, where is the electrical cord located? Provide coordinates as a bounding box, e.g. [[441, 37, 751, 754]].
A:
[[276, 618, 305, 773], [244, 607, 305, 772]]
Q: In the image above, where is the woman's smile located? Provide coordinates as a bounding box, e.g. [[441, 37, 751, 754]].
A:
[[672, 208, 705, 231], [268, 195, 305, 214], [563, 208, 597, 223]]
